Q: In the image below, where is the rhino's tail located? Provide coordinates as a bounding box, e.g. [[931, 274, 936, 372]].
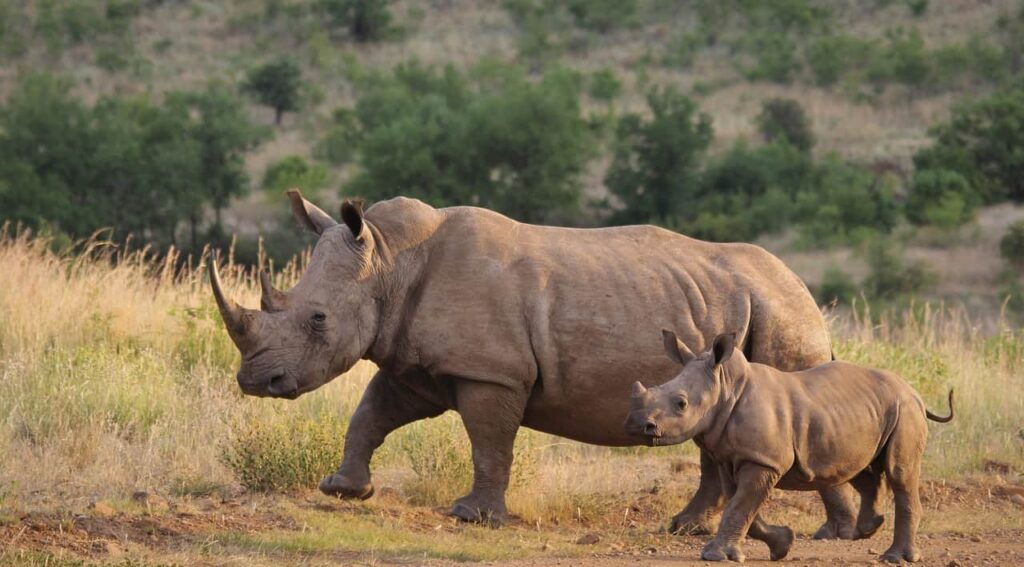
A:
[[926, 389, 954, 423]]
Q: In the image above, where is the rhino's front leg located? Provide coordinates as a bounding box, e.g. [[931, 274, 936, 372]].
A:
[[450, 380, 528, 526], [701, 463, 781, 563], [321, 370, 445, 499], [669, 450, 725, 535]]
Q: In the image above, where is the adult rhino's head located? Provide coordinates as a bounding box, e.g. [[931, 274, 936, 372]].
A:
[[212, 190, 380, 399]]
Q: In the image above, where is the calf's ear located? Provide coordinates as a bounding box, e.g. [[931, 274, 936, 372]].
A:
[[662, 329, 696, 366], [287, 189, 338, 235], [711, 333, 736, 366]]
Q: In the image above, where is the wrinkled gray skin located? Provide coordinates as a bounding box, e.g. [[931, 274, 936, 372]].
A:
[[211, 190, 858, 534], [626, 331, 955, 563]]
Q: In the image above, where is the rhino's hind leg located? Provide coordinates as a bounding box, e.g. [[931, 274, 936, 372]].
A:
[[321, 371, 445, 499], [880, 422, 925, 563], [811, 484, 858, 540], [669, 450, 725, 535], [449, 380, 527, 526]]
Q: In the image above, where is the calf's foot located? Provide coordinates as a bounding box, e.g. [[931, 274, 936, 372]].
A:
[[319, 472, 374, 500], [669, 510, 716, 535], [763, 526, 794, 561], [881, 545, 921, 563], [856, 514, 885, 540], [701, 540, 745, 563], [449, 492, 507, 526]]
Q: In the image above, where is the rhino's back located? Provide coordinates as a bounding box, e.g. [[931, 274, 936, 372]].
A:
[[380, 203, 828, 445]]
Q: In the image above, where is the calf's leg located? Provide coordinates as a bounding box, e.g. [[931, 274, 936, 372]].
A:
[[748, 515, 795, 561], [321, 370, 445, 499], [670, 450, 724, 535], [881, 423, 925, 563], [450, 380, 528, 525], [850, 469, 886, 539], [701, 463, 781, 563]]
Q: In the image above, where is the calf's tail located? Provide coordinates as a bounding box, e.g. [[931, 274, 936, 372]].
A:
[[926, 389, 954, 423]]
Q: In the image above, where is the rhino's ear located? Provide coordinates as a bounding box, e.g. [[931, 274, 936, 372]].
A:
[[662, 329, 696, 366], [340, 199, 369, 242], [287, 189, 337, 235], [711, 333, 736, 367]]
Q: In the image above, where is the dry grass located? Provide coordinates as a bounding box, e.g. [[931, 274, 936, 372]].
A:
[[0, 230, 1022, 534]]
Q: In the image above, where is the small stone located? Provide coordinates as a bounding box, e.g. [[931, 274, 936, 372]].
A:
[[576, 533, 601, 545], [644, 546, 658, 554], [947, 560, 963, 567], [868, 549, 880, 555], [1012, 495, 1024, 507], [971, 536, 984, 543]]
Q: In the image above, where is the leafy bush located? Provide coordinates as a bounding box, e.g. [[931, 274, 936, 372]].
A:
[[745, 32, 798, 83], [1000, 220, 1024, 270], [913, 88, 1024, 203], [906, 168, 977, 228], [263, 156, 328, 196], [242, 57, 303, 125], [756, 98, 814, 152], [861, 239, 934, 300], [868, 29, 931, 88], [588, 68, 621, 102], [817, 266, 858, 305], [796, 156, 899, 246], [605, 87, 713, 224], [314, 108, 360, 165], [805, 35, 876, 86], [223, 412, 347, 492], [319, 0, 393, 42], [344, 61, 592, 223], [565, 0, 636, 32]]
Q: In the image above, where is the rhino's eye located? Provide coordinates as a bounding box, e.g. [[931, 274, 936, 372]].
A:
[[312, 312, 327, 324], [676, 399, 688, 411]]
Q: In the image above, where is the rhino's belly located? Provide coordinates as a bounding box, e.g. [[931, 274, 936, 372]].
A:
[[520, 400, 645, 447]]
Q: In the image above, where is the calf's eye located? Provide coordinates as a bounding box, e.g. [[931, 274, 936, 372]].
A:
[[677, 399, 687, 411], [312, 312, 327, 323]]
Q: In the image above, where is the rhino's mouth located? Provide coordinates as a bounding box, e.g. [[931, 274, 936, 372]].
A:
[[266, 373, 299, 399], [650, 434, 689, 447]]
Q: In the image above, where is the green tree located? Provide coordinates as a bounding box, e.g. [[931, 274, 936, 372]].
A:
[[913, 88, 1024, 203], [565, 0, 636, 32], [241, 58, 303, 125], [344, 61, 592, 223], [757, 98, 814, 152], [605, 87, 713, 224], [263, 156, 328, 196], [905, 168, 977, 228], [1000, 220, 1024, 270], [319, 0, 393, 42]]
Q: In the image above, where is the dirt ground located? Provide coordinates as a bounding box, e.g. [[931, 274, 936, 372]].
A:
[[2, 472, 1023, 567]]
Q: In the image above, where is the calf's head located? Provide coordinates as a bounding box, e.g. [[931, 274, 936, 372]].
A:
[[212, 190, 380, 399], [624, 331, 736, 446]]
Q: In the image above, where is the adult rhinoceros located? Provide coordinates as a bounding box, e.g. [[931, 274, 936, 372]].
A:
[[210, 191, 860, 538]]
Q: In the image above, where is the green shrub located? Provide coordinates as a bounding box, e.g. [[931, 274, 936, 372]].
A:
[[1000, 220, 1024, 270], [861, 239, 934, 300], [756, 98, 814, 152], [906, 168, 977, 228], [223, 412, 347, 492], [796, 156, 899, 246], [565, 0, 636, 32], [806, 35, 876, 87], [817, 266, 858, 305], [746, 32, 798, 83], [913, 88, 1024, 203], [869, 29, 931, 87], [263, 156, 328, 196], [588, 68, 621, 102], [315, 108, 360, 165]]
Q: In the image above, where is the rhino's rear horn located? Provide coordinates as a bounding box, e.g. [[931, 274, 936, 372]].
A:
[[259, 270, 287, 312]]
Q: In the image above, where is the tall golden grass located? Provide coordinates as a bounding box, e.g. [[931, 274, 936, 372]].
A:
[[0, 230, 1020, 523]]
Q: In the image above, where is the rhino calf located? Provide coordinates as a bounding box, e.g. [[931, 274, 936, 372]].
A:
[[625, 331, 954, 564]]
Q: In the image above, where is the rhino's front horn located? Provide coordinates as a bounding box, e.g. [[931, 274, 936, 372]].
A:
[[209, 258, 252, 345], [631, 381, 648, 397], [259, 270, 287, 312]]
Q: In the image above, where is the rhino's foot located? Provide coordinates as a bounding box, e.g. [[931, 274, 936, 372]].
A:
[[319, 473, 374, 500], [763, 526, 794, 561], [812, 516, 857, 540], [669, 511, 715, 535], [449, 495, 507, 527], [855, 514, 885, 540], [881, 545, 921, 563], [701, 540, 745, 563]]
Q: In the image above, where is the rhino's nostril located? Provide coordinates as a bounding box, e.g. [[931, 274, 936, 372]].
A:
[[644, 421, 660, 437]]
